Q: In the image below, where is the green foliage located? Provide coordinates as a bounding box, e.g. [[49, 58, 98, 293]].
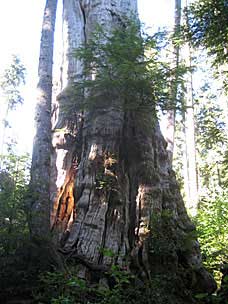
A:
[[62, 19, 185, 116], [194, 78, 228, 191], [34, 267, 194, 304], [99, 247, 116, 258], [194, 191, 228, 283], [185, 0, 228, 96], [197, 101, 226, 150], [35, 247, 188, 304], [0, 55, 31, 301], [0, 153, 30, 256], [0, 55, 26, 164], [173, 53, 228, 199], [0, 55, 25, 105], [186, 0, 228, 66], [0, 153, 32, 302], [0, 56, 28, 255], [171, 28, 228, 302], [0, 55, 26, 134], [0, 55, 26, 110], [35, 267, 133, 304]]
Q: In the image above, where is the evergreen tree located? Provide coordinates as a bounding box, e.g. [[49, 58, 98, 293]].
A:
[[0, 55, 25, 167]]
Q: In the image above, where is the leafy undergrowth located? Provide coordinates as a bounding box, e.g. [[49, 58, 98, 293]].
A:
[[32, 268, 196, 304], [0, 260, 197, 304], [0, 258, 227, 304], [190, 190, 228, 304]]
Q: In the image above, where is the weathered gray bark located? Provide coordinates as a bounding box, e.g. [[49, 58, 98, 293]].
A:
[[50, 0, 86, 236], [47, 0, 215, 297], [30, 0, 58, 237]]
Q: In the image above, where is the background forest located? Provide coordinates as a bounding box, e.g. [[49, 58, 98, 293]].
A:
[[0, 0, 228, 303]]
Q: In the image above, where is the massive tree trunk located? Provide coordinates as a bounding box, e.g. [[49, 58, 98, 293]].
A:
[[32, 0, 216, 299], [30, 0, 58, 238]]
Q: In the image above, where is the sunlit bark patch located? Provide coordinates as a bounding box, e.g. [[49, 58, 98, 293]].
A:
[[51, 156, 78, 243]]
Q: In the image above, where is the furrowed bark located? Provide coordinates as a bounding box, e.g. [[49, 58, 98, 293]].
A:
[[48, 0, 216, 296], [50, 0, 86, 239]]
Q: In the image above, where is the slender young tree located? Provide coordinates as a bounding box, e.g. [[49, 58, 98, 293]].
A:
[[30, 0, 58, 238], [164, 0, 182, 162], [183, 38, 198, 216]]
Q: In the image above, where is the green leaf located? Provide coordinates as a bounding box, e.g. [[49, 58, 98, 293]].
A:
[[194, 293, 208, 299], [223, 276, 228, 283]]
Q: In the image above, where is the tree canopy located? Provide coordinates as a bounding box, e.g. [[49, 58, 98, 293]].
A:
[[186, 0, 228, 66]]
